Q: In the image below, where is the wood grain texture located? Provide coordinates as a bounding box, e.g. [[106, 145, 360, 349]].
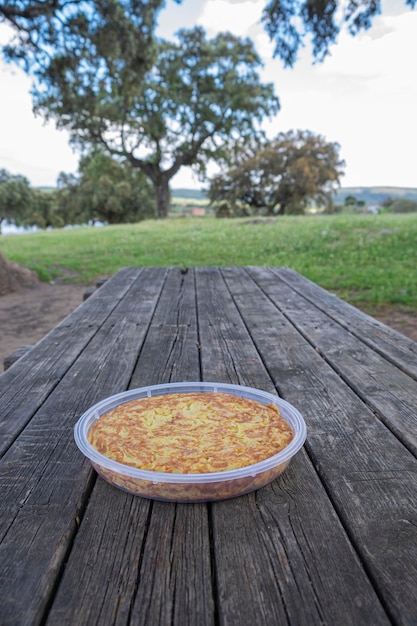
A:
[[130, 266, 201, 387], [276, 266, 417, 380], [46, 267, 214, 626], [248, 267, 417, 455], [198, 267, 389, 626], [1, 267, 416, 626], [0, 267, 140, 458], [225, 266, 417, 626], [0, 267, 166, 625]]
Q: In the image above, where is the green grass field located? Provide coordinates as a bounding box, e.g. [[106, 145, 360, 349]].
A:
[[1, 213, 416, 310]]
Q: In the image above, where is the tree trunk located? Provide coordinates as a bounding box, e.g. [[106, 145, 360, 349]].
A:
[[154, 176, 171, 218], [125, 157, 172, 219]]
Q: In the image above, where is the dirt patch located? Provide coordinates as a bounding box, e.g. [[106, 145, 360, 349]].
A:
[[0, 280, 416, 371], [361, 305, 417, 342], [0, 281, 88, 370]]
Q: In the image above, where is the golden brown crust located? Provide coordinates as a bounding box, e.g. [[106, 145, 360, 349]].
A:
[[88, 392, 294, 474]]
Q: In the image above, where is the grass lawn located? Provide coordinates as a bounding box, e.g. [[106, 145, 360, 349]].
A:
[[1, 212, 416, 310]]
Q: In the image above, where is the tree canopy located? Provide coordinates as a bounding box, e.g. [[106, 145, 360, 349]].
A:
[[1, 0, 415, 69], [31, 25, 279, 217], [262, 0, 416, 66], [56, 151, 156, 224], [208, 130, 344, 216], [0, 1, 170, 79], [0, 168, 34, 232]]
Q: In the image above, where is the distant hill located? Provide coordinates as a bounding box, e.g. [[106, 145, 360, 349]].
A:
[[35, 186, 56, 193], [334, 186, 417, 205], [172, 186, 417, 206], [171, 188, 207, 200], [35, 185, 417, 206]]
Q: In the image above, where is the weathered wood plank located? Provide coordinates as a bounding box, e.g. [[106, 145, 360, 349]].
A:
[[124, 268, 214, 626], [196, 267, 389, 626], [248, 266, 417, 456], [224, 266, 417, 626], [275, 266, 417, 380], [130, 266, 201, 387], [0, 268, 167, 626], [45, 267, 214, 626], [127, 502, 214, 626], [0, 267, 141, 458], [195, 266, 271, 388], [43, 487, 153, 625]]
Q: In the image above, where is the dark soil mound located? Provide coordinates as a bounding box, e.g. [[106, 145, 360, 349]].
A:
[[0, 253, 38, 296]]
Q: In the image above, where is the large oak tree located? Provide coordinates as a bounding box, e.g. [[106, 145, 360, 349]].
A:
[[208, 130, 345, 216], [31, 25, 279, 217]]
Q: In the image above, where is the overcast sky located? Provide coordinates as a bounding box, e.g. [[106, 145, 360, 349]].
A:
[[1, 0, 416, 190]]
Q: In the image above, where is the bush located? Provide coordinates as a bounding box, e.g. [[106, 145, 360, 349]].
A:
[[214, 201, 252, 218], [387, 199, 417, 213]]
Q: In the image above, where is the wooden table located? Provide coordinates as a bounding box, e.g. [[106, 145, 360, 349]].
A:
[[1, 266, 416, 626]]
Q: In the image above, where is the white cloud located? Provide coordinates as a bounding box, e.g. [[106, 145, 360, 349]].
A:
[[256, 7, 417, 188], [198, 0, 264, 37], [0, 45, 78, 186]]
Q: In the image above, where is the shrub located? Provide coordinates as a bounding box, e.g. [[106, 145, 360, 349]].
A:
[[387, 199, 417, 213]]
